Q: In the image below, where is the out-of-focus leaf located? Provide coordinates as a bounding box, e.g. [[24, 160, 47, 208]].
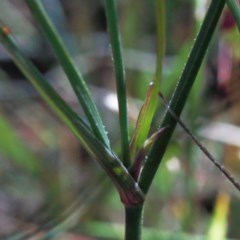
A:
[[226, 0, 240, 32], [0, 113, 41, 174], [207, 192, 230, 240]]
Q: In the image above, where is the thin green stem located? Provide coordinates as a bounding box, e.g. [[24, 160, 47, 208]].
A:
[[104, 0, 130, 167], [25, 0, 110, 148], [155, 0, 165, 81], [226, 0, 240, 31], [124, 205, 143, 240], [139, 0, 225, 194]]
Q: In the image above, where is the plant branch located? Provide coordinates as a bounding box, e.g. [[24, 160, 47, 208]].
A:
[[104, 0, 130, 166], [25, 0, 110, 148], [139, 0, 226, 194]]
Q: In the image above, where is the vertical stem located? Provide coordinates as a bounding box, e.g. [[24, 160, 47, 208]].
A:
[[25, 0, 110, 148], [104, 0, 130, 167], [155, 0, 165, 81], [124, 205, 143, 240]]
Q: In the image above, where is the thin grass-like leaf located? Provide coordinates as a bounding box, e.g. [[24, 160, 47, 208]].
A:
[[104, 0, 130, 166], [226, 0, 240, 31], [25, 0, 110, 148], [0, 113, 41, 174], [155, 0, 166, 81], [130, 0, 165, 159], [139, 0, 225, 194], [0, 23, 144, 205]]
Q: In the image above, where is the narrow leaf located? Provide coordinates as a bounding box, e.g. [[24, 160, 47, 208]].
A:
[[25, 0, 110, 148], [104, 0, 130, 166], [155, 0, 166, 81], [130, 0, 165, 159], [130, 82, 158, 159], [0, 23, 144, 205]]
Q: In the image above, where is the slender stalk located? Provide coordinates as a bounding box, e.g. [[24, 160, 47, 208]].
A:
[[155, 0, 165, 81], [139, 0, 226, 194], [25, 0, 110, 148], [125, 205, 143, 240], [226, 0, 240, 31], [104, 0, 130, 166]]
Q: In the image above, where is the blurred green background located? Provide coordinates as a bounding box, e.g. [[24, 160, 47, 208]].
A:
[[0, 0, 240, 239]]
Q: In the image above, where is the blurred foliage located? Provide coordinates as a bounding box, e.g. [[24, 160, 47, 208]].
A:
[[0, 113, 41, 174]]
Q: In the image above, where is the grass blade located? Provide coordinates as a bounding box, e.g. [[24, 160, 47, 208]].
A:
[[0, 23, 144, 205], [25, 0, 110, 148], [130, 0, 165, 159], [226, 0, 240, 31], [104, 0, 130, 166], [139, 0, 226, 194]]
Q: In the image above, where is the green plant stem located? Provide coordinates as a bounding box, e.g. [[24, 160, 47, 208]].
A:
[[104, 0, 130, 167], [0, 23, 144, 205], [125, 205, 143, 240], [25, 0, 110, 148], [139, 0, 225, 194], [226, 0, 240, 31], [155, 0, 165, 80]]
